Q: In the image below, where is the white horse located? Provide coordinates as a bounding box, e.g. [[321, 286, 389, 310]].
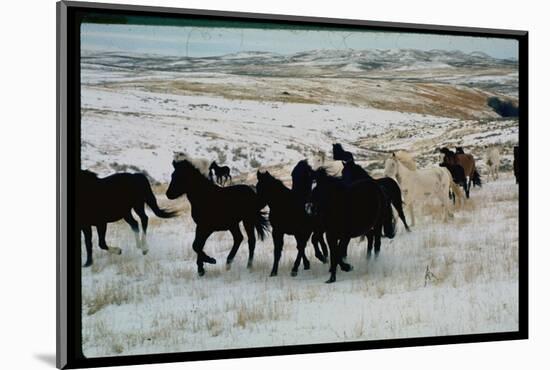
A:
[[485, 147, 500, 181], [384, 152, 452, 225]]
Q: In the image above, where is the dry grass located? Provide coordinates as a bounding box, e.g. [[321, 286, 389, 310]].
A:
[[85, 284, 132, 316], [104, 72, 514, 120]]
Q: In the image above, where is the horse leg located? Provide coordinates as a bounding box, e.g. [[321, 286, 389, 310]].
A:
[[374, 225, 382, 258], [408, 202, 415, 227], [228, 174, 232, 184], [96, 223, 121, 255], [134, 205, 149, 255], [338, 237, 353, 272], [243, 221, 256, 269], [192, 227, 214, 276], [440, 192, 452, 222], [270, 230, 284, 277], [226, 224, 244, 269], [325, 233, 339, 283], [124, 213, 142, 253], [82, 226, 93, 267], [292, 235, 310, 276], [301, 238, 311, 271], [366, 230, 374, 260], [311, 231, 327, 263], [466, 176, 471, 198], [341, 236, 350, 262], [462, 182, 468, 200]]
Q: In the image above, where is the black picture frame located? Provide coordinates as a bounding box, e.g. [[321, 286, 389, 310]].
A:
[[57, 1, 528, 368]]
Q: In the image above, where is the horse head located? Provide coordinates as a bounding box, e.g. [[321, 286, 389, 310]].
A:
[[166, 159, 204, 199]]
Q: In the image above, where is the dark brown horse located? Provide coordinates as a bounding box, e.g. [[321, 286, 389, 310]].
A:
[[440, 148, 481, 198]]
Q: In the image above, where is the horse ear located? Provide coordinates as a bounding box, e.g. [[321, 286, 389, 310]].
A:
[[256, 170, 261, 179]]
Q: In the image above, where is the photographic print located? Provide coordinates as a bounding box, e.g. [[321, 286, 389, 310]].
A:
[[58, 2, 526, 366]]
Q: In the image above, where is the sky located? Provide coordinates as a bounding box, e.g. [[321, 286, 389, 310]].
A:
[[81, 22, 518, 60]]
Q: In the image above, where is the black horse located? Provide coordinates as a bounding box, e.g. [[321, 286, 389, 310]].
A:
[[439, 163, 467, 203], [209, 161, 232, 186], [166, 159, 268, 276], [341, 161, 403, 259], [307, 168, 394, 283], [513, 146, 519, 184], [291, 160, 329, 262], [256, 170, 327, 277], [332, 143, 354, 163], [77, 170, 177, 267]]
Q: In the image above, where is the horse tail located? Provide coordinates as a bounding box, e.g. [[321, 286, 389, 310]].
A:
[[473, 169, 482, 187], [141, 175, 178, 218], [387, 179, 410, 232], [254, 209, 270, 241], [380, 188, 396, 239]]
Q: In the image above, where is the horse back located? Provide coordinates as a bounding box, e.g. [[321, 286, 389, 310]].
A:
[[77, 172, 151, 225], [456, 154, 475, 176]]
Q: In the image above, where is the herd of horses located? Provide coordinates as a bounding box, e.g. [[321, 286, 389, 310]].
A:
[[77, 143, 519, 283]]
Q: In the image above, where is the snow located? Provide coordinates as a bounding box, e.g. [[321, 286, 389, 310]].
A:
[[79, 48, 519, 358], [81, 176, 519, 357]]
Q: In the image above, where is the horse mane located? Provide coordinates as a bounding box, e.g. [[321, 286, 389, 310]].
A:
[[393, 151, 417, 171], [173, 152, 210, 176], [173, 158, 211, 183], [292, 159, 312, 176]]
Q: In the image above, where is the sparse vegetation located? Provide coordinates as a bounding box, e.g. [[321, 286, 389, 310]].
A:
[[249, 158, 261, 168]]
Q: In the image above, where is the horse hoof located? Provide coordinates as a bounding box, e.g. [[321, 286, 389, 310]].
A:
[[247, 261, 253, 269], [270, 271, 277, 277], [83, 261, 92, 268], [225, 262, 232, 271], [198, 270, 205, 277], [341, 263, 353, 272], [142, 249, 148, 255], [109, 247, 122, 255], [304, 264, 311, 271], [325, 277, 336, 284], [204, 257, 216, 264], [291, 270, 298, 277]]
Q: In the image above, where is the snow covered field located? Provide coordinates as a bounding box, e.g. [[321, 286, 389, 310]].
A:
[[80, 48, 519, 358], [81, 175, 519, 357]]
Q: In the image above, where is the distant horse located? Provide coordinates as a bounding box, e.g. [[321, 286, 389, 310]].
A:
[[440, 147, 481, 196], [209, 161, 232, 186], [485, 147, 501, 181], [166, 159, 269, 276], [342, 161, 403, 259], [77, 170, 177, 267], [256, 170, 326, 277], [332, 143, 355, 163], [307, 168, 393, 283], [385, 152, 452, 225], [513, 146, 519, 184], [439, 163, 467, 206]]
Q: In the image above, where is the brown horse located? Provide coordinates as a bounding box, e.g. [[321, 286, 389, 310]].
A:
[[440, 148, 481, 198]]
